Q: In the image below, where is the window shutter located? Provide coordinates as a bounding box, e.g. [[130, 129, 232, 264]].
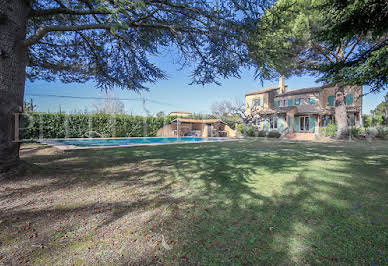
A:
[[288, 99, 292, 106], [295, 98, 300, 105], [278, 115, 284, 132], [288, 115, 291, 129], [310, 97, 316, 104], [309, 116, 315, 132], [294, 117, 299, 132], [346, 94, 353, 105], [263, 118, 269, 131], [274, 100, 279, 108], [328, 96, 334, 106]]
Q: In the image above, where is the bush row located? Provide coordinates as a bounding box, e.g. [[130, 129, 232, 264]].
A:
[[319, 123, 388, 139], [20, 113, 176, 139], [236, 124, 281, 138]]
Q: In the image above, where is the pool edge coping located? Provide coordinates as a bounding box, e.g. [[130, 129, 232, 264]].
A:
[[35, 137, 242, 151]]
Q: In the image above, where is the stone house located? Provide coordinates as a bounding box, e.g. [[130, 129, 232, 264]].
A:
[[157, 118, 237, 138], [245, 78, 362, 139]]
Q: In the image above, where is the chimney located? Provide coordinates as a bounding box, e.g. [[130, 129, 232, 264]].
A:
[[278, 76, 287, 94]]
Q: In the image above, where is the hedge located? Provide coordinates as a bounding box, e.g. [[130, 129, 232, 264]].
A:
[[236, 124, 280, 138], [20, 113, 176, 140]]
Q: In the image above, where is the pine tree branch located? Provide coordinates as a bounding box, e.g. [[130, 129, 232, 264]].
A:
[[29, 8, 112, 17], [24, 22, 207, 47], [53, 0, 67, 9], [24, 24, 117, 47], [311, 41, 335, 63], [344, 35, 363, 61]]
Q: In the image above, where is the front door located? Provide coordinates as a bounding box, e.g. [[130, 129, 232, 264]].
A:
[[299, 116, 310, 132], [207, 124, 212, 137]]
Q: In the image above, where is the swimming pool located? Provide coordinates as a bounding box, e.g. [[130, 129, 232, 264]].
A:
[[38, 137, 235, 150]]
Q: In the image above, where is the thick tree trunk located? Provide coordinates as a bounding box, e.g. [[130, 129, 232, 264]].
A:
[[0, 1, 29, 172], [385, 93, 388, 127], [334, 84, 348, 138]]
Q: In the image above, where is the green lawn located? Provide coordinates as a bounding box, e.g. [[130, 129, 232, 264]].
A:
[[1, 139, 388, 264]]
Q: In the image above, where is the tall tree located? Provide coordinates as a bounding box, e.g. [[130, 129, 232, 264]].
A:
[[315, 0, 388, 93], [0, 0, 272, 172], [247, 0, 387, 137], [386, 93, 388, 127]]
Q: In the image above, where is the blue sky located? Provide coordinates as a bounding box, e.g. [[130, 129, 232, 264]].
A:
[[25, 52, 386, 116]]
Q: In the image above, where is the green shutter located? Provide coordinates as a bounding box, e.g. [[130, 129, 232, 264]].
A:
[[288, 115, 291, 129], [294, 117, 299, 132], [263, 118, 269, 131], [278, 115, 284, 132], [328, 96, 334, 106], [288, 99, 292, 106], [310, 97, 316, 104], [274, 100, 279, 108], [346, 94, 353, 105], [309, 116, 315, 133], [295, 98, 300, 105]]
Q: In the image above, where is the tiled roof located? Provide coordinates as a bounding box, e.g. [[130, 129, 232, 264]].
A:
[[172, 118, 224, 124], [295, 104, 324, 114], [245, 86, 281, 96], [276, 84, 333, 97], [169, 111, 192, 114]]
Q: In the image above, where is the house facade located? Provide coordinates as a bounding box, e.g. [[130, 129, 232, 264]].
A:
[[157, 118, 237, 138], [245, 78, 362, 137]]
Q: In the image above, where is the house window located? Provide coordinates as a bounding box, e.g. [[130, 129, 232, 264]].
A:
[[279, 100, 283, 107], [256, 118, 261, 127], [306, 98, 310, 104], [253, 98, 261, 106], [299, 116, 310, 132], [347, 114, 355, 126], [320, 115, 332, 127], [299, 98, 305, 105], [270, 117, 278, 130], [328, 96, 334, 106], [294, 98, 300, 105]]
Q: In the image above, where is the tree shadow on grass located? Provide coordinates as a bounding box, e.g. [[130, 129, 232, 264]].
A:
[[1, 139, 388, 264], [145, 140, 388, 264]]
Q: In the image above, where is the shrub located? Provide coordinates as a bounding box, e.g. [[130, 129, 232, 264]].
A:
[[365, 128, 378, 138], [257, 130, 267, 137], [236, 124, 244, 134], [246, 126, 256, 137], [236, 124, 257, 137], [321, 122, 337, 137], [267, 131, 281, 138], [348, 128, 360, 138], [376, 126, 388, 139], [20, 113, 176, 140]]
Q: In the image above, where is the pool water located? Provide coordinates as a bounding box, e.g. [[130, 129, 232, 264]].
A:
[[56, 137, 226, 147]]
